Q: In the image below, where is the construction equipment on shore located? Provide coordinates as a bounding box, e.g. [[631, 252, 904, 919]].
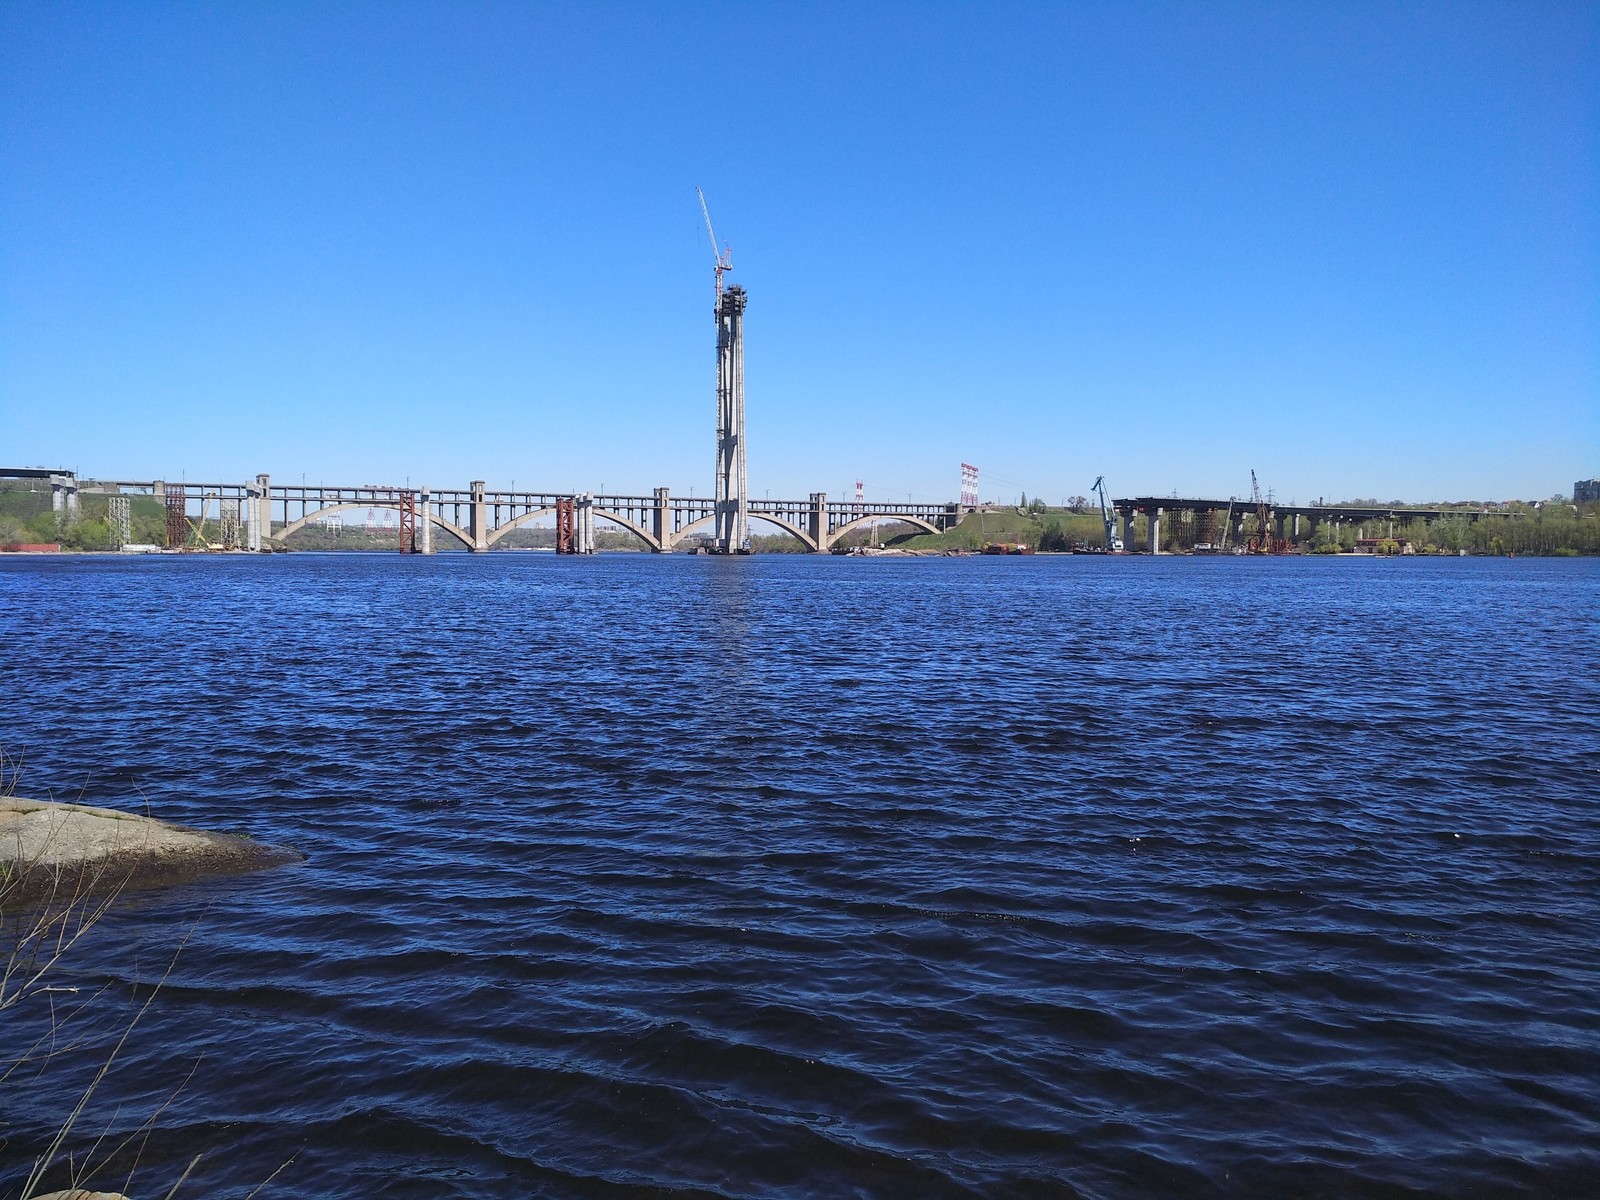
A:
[[184, 491, 228, 551], [1091, 476, 1124, 551], [1245, 470, 1289, 554], [982, 542, 1035, 555]]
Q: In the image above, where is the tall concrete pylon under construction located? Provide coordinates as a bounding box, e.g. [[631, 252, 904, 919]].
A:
[[699, 188, 748, 553], [713, 283, 748, 552]]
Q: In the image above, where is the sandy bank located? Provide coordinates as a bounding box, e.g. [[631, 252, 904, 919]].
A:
[[0, 797, 300, 904]]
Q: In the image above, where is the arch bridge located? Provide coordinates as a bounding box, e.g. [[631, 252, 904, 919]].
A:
[[96, 477, 962, 553]]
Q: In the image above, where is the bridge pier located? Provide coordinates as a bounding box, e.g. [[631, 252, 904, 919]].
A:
[[420, 487, 433, 554], [469, 480, 488, 552], [809, 492, 827, 552], [50, 474, 79, 520], [247, 480, 262, 551], [1148, 506, 1163, 554], [244, 481, 257, 551], [713, 285, 749, 553], [576, 494, 596, 554], [653, 487, 671, 552], [255, 473, 271, 548], [1118, 506, 1135, 552]]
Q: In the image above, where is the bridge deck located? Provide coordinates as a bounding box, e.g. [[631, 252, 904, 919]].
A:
[[1115, 497, 1510, 521]]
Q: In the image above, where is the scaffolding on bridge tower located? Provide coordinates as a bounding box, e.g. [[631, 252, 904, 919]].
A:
[[218, 499, 240, 549], [398, 491, 417, 554], [162, 484, 188, 550], [108, 496, 131, 551], [555, 497, 576, 554], [699, 188, 748, 554]]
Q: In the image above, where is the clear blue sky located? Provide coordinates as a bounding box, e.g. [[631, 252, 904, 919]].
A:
[[2, 1, 1595, 505]]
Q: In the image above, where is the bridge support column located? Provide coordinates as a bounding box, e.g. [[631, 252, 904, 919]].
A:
[[420, 487, 433, 554], [653, 487, 671, 552], [713, 284, 749, 553], [255, 473, 271, 547], [50, 475, 79, 520], [576, 494, 596, 554], [247, 481, 261, 551], [809, 492, 827, 552], [1118, 507, 1135, 551], [1149, 507, 1163, 555], [1292, 513, 1301, 539], [469, 480, 488, 552]]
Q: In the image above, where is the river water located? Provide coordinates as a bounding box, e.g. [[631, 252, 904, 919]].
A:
[[1, 553, 1596, 1199]]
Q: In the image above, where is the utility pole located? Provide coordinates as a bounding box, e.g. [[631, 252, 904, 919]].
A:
[[699, 188, 748, 553]]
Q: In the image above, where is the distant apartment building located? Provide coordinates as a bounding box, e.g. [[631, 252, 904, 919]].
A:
[[1576, 478, 1600, 504]]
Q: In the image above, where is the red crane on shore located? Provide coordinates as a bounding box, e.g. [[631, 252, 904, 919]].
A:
[[1246, 470, 1289, 554]]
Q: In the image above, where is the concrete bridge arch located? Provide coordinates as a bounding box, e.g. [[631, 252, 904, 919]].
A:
[[826, 513, 941, 547], [275, 501, 474, 548], [482, 506, 556, 548], [582, 507, 660, 551], [666, 512, 820, 552], [481, 506, 663, 551]]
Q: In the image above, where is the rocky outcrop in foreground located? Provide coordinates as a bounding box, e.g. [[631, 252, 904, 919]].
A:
[[1, 797, 300, 904]]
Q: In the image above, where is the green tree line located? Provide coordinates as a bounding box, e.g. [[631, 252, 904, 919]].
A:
[[0, 485, 168, 549]]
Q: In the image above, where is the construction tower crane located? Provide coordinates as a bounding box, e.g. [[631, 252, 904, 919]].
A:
[[1245, 469, 1286, 554], [1091, 476, 1124, 552], [696, 186, 732, 299]]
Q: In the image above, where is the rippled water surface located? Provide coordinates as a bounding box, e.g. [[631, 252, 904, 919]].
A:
[[2, 553, 1597, 1198]]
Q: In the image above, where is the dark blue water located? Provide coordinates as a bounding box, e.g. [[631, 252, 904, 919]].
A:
[[2, 553, 1597, 1199]]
